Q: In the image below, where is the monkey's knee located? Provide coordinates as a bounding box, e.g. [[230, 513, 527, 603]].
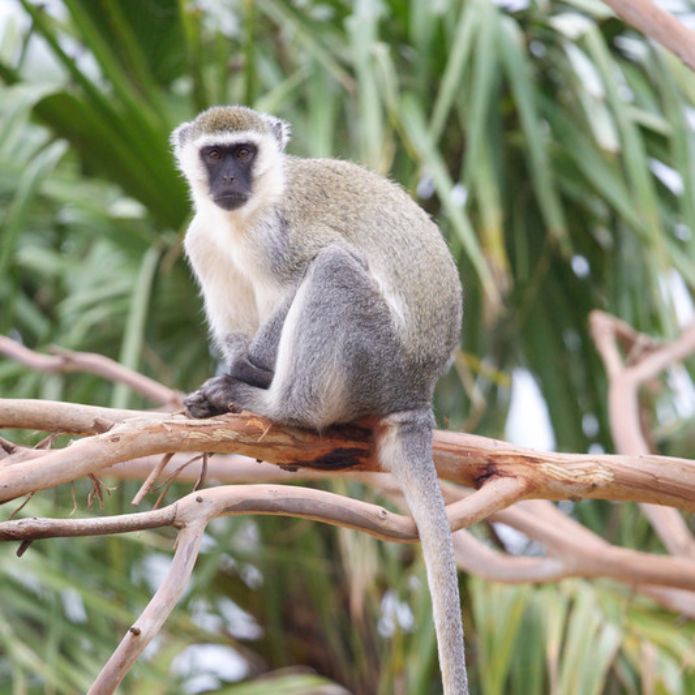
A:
[[228, 354, 273, 388]]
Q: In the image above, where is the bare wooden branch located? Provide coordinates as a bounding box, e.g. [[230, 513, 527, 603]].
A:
[[3, 471, 694, 595], [0, 336, 184, 407], [88, 520, 206, 694], [602, 0, 695, 73], [107, 455, 695, 608], [2, 399, 695, 510], [0, 480, 511, 545], [0, 398, 168, 434], [4, 317, 695, 690], [590, 310, 695, 557], [453, 529, 695, 618], [446, 476, 529, 528], [590, 311, 695, 457], [1, 474, 530, 695], [101, 453, 695, 614], [494, 500, 695, 591]]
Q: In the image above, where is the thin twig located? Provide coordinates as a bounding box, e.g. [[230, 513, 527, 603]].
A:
[[0, 436, 17, 456], [153, 454, 207, 509], [8, 493, 34, 521], [17, 540, 32, 557], [87, 475, 105, 510], [192, 452, 209, 492], [34, 433, 59, 450], [131, 452, 174, 506]]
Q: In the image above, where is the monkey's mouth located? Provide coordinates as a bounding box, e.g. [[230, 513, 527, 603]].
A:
[[213, 193, 249, 210]]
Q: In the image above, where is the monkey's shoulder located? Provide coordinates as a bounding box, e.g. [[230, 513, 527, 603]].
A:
[[282, 156, 416, 209]]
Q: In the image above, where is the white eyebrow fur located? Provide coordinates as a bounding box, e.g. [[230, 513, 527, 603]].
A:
[[192, 131, 266, 148]]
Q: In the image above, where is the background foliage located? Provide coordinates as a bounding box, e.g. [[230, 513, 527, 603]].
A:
[[1, 0, 695, 692]]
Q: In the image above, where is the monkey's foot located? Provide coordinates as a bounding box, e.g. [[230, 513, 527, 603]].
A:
[[184, 375, 243, 418]]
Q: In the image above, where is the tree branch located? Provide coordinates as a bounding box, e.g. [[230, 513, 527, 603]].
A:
[[0, 477, 526, 546], [602, 0, 695, 73], [87, 520, 206, 695], [590, 310, 695, 557], [0, 336, 183, 407], [2, 399, 695, 510]]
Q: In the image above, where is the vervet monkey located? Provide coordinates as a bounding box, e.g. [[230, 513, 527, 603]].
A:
[[172, 105, 467, 695]]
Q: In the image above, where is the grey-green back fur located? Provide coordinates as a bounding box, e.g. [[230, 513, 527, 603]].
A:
[[279, 156, 462, 365]]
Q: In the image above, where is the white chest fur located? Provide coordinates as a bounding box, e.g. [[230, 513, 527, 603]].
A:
[[184, 209, 286, 348]]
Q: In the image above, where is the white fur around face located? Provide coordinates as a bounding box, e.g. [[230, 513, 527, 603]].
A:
[[175, 131, 286, 223]]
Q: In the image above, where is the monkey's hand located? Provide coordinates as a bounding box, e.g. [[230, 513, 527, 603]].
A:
[[184, 375, 244, 419]]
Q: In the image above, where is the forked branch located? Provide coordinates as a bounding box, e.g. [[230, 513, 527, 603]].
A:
[[2, 320, 695, 691]]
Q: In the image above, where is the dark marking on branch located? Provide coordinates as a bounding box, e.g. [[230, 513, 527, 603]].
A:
[[473, 463, 498, 489], [0, 436, 17, 455], [93, 417, 114, 433], [305, 447, 366, 470]]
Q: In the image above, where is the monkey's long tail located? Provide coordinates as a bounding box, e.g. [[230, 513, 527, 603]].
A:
[[376, 409, 469, 695]]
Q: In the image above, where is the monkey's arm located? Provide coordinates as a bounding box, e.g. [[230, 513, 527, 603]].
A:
[[184, 216, 260, 357], [187, 292, 295, 416]]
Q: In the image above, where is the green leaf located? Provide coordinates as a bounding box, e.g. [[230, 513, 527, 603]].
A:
[[499, 16, 569, 253], [0, 139, 67, 278], [399, 95, 499, 304], [429, 2, 478, 144], [112, 244, 162, 408]]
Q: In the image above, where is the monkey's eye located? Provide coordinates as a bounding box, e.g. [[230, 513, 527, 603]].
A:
[[206, 148, 222, 161], [235, 146, 251, 160]]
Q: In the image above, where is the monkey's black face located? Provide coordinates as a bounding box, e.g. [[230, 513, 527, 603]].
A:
[[200, 143, 257, 210]]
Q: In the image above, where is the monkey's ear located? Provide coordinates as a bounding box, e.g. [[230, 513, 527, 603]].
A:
[[262, 114, 291, 151], [170, 122, 192, 156]]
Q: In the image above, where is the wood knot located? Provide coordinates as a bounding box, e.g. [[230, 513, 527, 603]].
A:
[[473, 462, 498, 489], [92, 417, 113, 433]]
